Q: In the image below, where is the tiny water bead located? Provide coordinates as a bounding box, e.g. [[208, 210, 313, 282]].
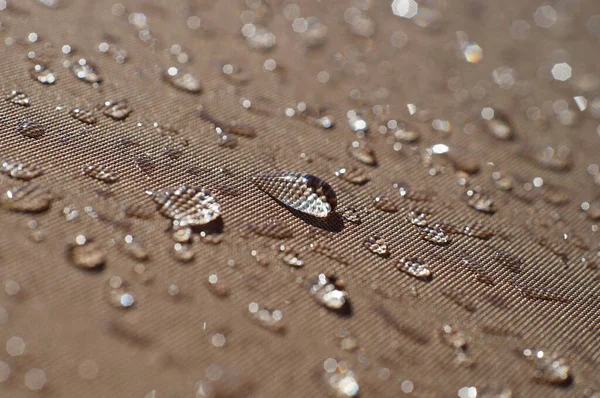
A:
[[419, 224, 453, 245], [308, 274, 350, 313], [335, 167, 369, 185], [70, 108, 97, 124], [30, 64, 56, 85], [397, 257, 432, 280], [7, 91, 31, 106], [68, 235, 106, 270], [101, 100, 131, 120], [82, 165, 120, 183], [16, 120, 46, 138], [373, 194, 399, 212], [407, 211, 428, 226], [164, 67, 202, 94], [523, 145, 572, 172], [0, 158, 43, 180], [1, 183, 52, 213], [348, 141, 377, 166], [248, 302, 284, 333], [364, 235, 389, 256], [149, 186, 221, 228], [280, 250, 304, 268], [252, 172, 337, 218], [72, 59, 102, 84]]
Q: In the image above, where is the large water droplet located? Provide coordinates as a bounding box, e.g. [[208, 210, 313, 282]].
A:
[[397, 257, 432, 280], [68, 235, 106, 270], [308, 274, 350, 314], [335, 167, 369, 185], [72, 59, 102, 84], [248, 302, 284, 333], [348, 141, 377, 166], [149, 186, 221, 228], [101, 100, 131, 120], [16, 120, 45, 138], [1, 183, 52, 213], [7, 91, 31, 106], [364, 235, 389, 257], [70, 108, 97, 124], [82, 165, 120, 183], [0, 158, 43, 180], [164, 67, 202, 94], [30, 64, 56, 85], [252, 172, 337, 218]]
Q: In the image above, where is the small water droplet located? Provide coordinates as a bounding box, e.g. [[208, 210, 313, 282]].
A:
[[248, 302, 284, 333], [308, 274, 351, 314], [373, 194, 399, 212], [542, 184, 571, 205], [280, 250, 304, 268], [16, 120, 45, 138], [397, 257, 432, 280], [30, 64, 56, 85], [339, 206, 362, 224], [72, 59, 102, 84], [82, 165, 119, 183], [1, 183, 52, 213], [301, 18, 328, 48], [364, 235, 389, 257], [7, 91, 31, 106], [419, 223, 453, 245], [206, 274, 230, 298], [324, 360, 359, 397], [217, 133, 238, 148], [150, 186, 221, 228], [439, 324, 469, 349], [70, 108, 97, 124], [346, 110, 368, 133], [482, 109, 514, 140], [523, 348, 572, 385], [106, 278, 135, 309], [68, 235, 106, 270], [172, 243, 195, 263], [101, 100, 131, 120], [523, 145, 572, 172], [164, 67, 202, 94], [465, 189, 496, 214], [335, 167, 369, 185], [172, 227, 192, 243], [123, 235, 149, 261], [252, 172, 337, 218], [0, 158, 43, 180], [245, 25, 277, 51], [348, 141, 377, 166]]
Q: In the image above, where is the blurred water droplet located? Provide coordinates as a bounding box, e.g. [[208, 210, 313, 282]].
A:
[[325, 360, 359, 397], [523, 145, 572, 172], [24, 368, 46, 391], [30, 64, 56, 85], [150, 186, 221, 228], [72, 59, 102, 84], [348, 141, 377, 166], [397, 257, 432, 280], [242, 219, 293, 239], [172, 227, 192, 243], [0, 158, 43, 180], [542, 184, 571, 205], [245, 25, 277, 51], [309, 274, 350, 314], [335, 167, 369, 185], [82, 165, 120, 183], [494, 251, 522, 273], [281, 250, 304, 267], [346, 110, 368, 133], [253, 172, 337, 218], [248, 302, 284, 333], [439, 324, 469, 349], [217, 133, 238, 148], [173, 243, 195, 263], [222, 63, 252, 85], [492, 172, 513, 191], [16, 120, 45, 138], [106, 278, 135, 309], [373, 194, 398, 212], [124, 235, 149, 261], [482, 109, 514, 140], [465, 189, 496, 214], [365, 235, 389, 257], [523, 348, 572, 385], [584, 200, 600, 220], [1, 183, 52, 213], [7, 91, 31, 106], [70, 108, 97, 124], [206, 274, 230, 298], [68, 235, 106, 270], [164, 67, 202, 94], [101, 100, 131, 120], [301, 18, 328, 48]]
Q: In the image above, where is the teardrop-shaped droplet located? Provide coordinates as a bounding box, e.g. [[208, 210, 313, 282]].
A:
[[101, 100, 131, 120], [16, 120, 45, 138], [420, 223, 452, 245], [397, 257, 432, 280], [0, 158, 43, 180], [248, 302, 285, 333], [68, 235, 106, 270], [164, 67, 202, 94], [494, 250, 522, 273], [335, 167, 369, 185], [483, 109, 514, 140], [1, 183, 52, 213], [364, 235, 389, 256], [150, 186, 221, 228], [252, 172, 337, 218], [72, 59, 102, 84], [82, 165, 120, 183], [308, 274, 350, 313], [70, 108, 97, 124], [7, 91, 31, 106], [348, 141, 377, 166], [373, 194, 398, 212], [30, 64, 56, 85]]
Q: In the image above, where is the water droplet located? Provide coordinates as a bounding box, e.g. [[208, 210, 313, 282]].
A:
[[339, 206, 362, 224], [206, 274, 230, 298], [523, 349, 572, 385], [465, 189, 496, 214], [173, 243, 195, 263], [324, 360, 359, 397], [248, 302, 284, 333], [335, 167, 369, 185], [482, 109, 514, 140], [106, 278, 135, 309], [345, 7, 375, 38], [346, 110, 368, 133], [150, 186, 221, 228], [419, 224, 453, 245], [281, 250, 304, 267], [0, 158, 43, 180], [365, 235, 389, 256], [439, 324, 469, 349], [301, 18, 328, 48], [70, 108, 97, 124], [348, 141, 377, 166], [199, 231, 224, 245], [245, 25, 277, 51], [584, 200, 600, 220], [1, 183, 52, 213], [492, 172, 514, 191], [494, 251, 522, 273], [16, 120, 45, 138], [72, 59, 102, 84], [252, 172, 337, 218], [373, 194, 398, 212], [542, 184, 571, 205], [164, 67, 202, 94], [82, 165, 119, 183], [68, 235, 106, 270], [523, 145, 572, 172], [101, 100, 131, 120], [124, 235, 149, 261], [308, 274, 350, 314], [407, 211, 428, 226], [397, 257, 432, 280], [217, 133, 238, 148], [222, 63, 252, 85], [7, 91, 31, 106], [171, 227, 192, 243], [30, 64, 56, 85]]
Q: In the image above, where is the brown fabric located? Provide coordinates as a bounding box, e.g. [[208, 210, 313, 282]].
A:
[[0, 0, 599, 397]]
